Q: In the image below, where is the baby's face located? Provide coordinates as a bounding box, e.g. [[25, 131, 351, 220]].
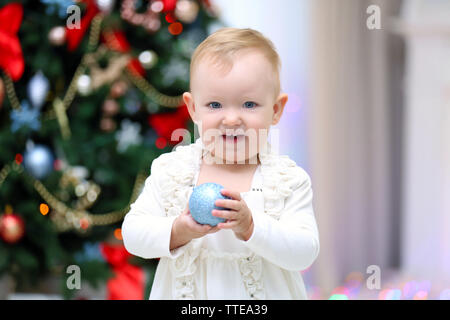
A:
[[183, 49, 288, 165]]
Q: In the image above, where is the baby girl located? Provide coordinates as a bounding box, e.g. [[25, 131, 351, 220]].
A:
[[122, 27, 320, 299]]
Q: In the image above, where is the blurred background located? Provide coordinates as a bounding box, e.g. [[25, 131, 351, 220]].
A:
[[0, 0, 449, 300]]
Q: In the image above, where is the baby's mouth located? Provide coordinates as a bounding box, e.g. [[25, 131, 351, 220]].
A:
[[221, 134, 245, 143]]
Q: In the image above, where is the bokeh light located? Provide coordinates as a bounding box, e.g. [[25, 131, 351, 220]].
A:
[[329, 294, 349, 300], [330, 286, 351, 300], [39, 203, 49, 216], [168, 22, 183, 35], [440, 289, 450, 300], [114, 228, 123, 241], [306, 285, 322, 300], [343, 271, 363, 298], [15, 153, 23, 165], [79, 218, 89, 230], [155, 137, 167, 149], [378, 289, 390, 300], [386, 289, 402, 300], [165, 12, 177, 23], [413, 291, 428, 300], [402, 280, 419, 299]]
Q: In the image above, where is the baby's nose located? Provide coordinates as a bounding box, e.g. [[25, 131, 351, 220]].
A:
[[222, 111, 242, 125]]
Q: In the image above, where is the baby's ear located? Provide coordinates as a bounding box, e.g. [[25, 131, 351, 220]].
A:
[[182, 92, 193, 107], [183, 92, 196, 121], [272, 93, 288, 125]]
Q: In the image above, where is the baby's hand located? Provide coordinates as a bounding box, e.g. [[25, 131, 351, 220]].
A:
[[212, 189, 254, 241], [176, 205, 220, 241]]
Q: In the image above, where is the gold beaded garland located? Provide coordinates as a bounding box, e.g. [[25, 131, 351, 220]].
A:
[[0, 160, 147, 233]]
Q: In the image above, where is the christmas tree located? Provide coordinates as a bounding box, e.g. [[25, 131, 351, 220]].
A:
[[0, 0, 222, 299]]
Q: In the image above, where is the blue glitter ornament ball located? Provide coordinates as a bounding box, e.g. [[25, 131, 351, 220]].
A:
[[189, 183, 231, 226]]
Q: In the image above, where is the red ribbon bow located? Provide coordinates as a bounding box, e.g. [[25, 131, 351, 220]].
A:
[[100, 243, 145, 300], [101, 29, 146, 76], [147, 104, 191, 145], [0, 3, 24, 81]]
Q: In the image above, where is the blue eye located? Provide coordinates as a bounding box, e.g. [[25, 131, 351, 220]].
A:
[[244, 101, 257, 108], [208, 102, 221, 109], [207, 101, 257, 109]]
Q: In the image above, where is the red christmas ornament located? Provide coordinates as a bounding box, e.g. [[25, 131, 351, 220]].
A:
[[0, 212, 25, 244], [0, 3, 25, 81]]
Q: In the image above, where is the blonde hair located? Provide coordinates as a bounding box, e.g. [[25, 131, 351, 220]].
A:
[[189, 27, 281, 99]]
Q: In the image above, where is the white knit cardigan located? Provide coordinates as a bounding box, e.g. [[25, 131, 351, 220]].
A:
[[122, 137, 320, 299]]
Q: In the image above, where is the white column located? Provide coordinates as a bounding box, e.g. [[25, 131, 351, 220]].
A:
[[397, 0, 450, 282]]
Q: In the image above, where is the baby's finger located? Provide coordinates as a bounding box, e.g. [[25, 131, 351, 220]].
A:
[[212, 209, 237, 220], [214, 199, 240, 211], [220, 189, 242, 201], [208, 226, 220, 234], [199, 223, 217, 232], [217, 220, 237, 229]]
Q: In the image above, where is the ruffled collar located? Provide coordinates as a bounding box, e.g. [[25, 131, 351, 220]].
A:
[[157, 137, 305, 220]]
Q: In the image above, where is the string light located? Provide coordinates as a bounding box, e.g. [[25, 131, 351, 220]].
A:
[[14, 153, 23, 165], [114, 228, 123, 240], [39, 203, 49, 216]]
